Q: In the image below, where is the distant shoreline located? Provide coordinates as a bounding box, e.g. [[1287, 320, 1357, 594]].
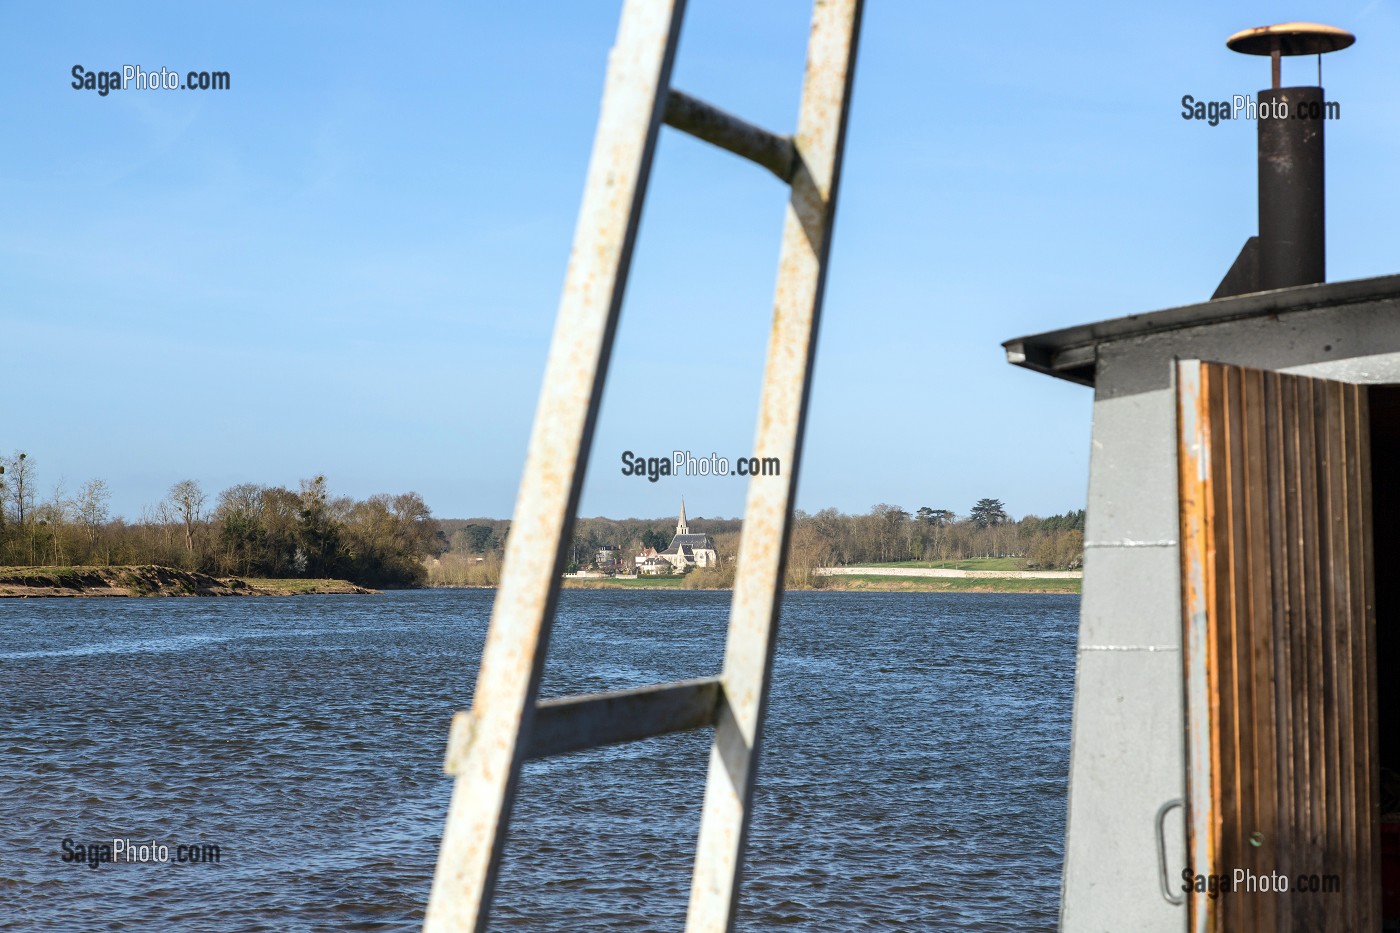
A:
[[0, 566, 375, 598], [436, 576, 1080, 595], [0, 565, 1079, 598]]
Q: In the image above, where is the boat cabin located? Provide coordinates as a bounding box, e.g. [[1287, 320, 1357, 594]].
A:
[[1003, 21, 1397, 932], [1006, 274, 1400, 932]]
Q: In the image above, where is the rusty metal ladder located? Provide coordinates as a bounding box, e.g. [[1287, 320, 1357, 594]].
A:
[[423, 1, 862, 930]]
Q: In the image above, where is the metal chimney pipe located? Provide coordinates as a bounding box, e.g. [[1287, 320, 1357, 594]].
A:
[[1225, 23, 1354, 291], [1257, 86, 1326, 288]]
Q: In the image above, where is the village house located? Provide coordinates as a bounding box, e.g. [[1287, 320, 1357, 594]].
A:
[[637, 554, 672, 576], [594, 545, 621, 573]]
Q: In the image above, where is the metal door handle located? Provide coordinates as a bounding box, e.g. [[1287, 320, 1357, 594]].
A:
[[1156, 798, 1185, 905]]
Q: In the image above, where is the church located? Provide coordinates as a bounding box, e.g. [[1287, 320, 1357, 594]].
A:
[[656, 499, 718, 572]]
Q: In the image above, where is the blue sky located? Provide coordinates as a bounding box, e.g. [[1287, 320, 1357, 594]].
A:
[[4, 2, 1398, 523]]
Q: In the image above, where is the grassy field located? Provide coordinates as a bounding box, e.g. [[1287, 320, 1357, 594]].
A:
[[824, 574, 1080, 594], [554, 571, 1078, 594], [847, 557, 1033, 572], [562, 575, 686, 589]]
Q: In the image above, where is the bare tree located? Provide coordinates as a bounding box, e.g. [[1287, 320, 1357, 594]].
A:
[[784, 515, 834, 588], [870, 503, 911, 562], [75, 479, 111, 550], [168, 480, 206, 553], [36, 481, 71, 565], [6, 451, 34, 526]]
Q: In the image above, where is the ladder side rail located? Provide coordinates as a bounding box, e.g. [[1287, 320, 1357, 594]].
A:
[[423, 1, 689, 929], [685, 2, 864, 930]]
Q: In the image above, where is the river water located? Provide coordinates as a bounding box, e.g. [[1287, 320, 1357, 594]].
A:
[[1, 589, 1077, 931]]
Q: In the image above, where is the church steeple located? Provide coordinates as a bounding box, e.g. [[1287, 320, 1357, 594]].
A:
[[676, 497, 689, 536]]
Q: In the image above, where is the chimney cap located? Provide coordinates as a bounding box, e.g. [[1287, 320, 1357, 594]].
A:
[[1227, 22, 1355, 56]]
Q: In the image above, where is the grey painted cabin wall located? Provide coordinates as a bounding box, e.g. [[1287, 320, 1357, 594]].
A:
[[1059, 293, 1400, 932]]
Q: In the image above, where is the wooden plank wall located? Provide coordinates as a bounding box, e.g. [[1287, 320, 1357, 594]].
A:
[[1178, 360, 1380, 932]]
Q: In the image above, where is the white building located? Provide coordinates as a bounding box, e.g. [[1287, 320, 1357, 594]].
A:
[[637, 555, 672, 576]]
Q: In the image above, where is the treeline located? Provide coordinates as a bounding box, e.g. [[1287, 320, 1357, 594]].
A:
[[2, 447, 1082, 589], [428, 498, 1085, 587], [781, 500, 1084, 584], [0, 451, 442, 586]]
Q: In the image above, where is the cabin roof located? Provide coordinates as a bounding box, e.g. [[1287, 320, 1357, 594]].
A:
[[1002, 273, 1400, 387]]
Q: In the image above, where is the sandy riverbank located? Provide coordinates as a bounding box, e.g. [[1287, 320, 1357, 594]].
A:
[[0, 566, 376, 598]]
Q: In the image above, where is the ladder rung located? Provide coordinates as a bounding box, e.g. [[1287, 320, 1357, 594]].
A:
[[663, 89, 795, 183], [444, 677, 723, 774], [527, 676, 721, 760]]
